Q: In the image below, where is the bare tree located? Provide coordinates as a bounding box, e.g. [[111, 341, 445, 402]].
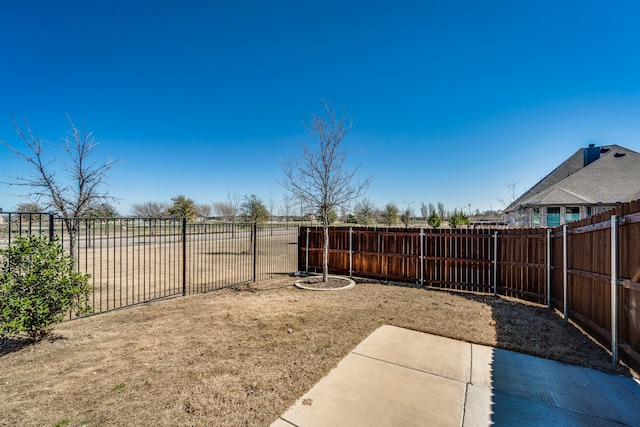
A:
[[131, 201, 168, 217], [420, 202, 429, 220], [279, 194, 296, 227], [1, 113, 119, 257], [498, 181, 527, 226], [213, 202, 235, 221], [213, 193, 242, 236], [267, 194, 277, 234], [280, 101, 370, 281], [15, 202, 43, 213], [196, 203, 212, 219], [339, 204, 351, 223]]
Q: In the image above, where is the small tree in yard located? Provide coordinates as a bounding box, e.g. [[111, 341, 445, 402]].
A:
[[0, 236, 92, 342], [280, 101, 370, 282]]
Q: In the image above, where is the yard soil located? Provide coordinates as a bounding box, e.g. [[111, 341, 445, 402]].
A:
[[1, 277, 637, 426]]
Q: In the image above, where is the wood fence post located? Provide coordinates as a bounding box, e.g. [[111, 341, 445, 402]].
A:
[[546, 228, 551, 309], [420, 228, 424, 286], [563, 224, 568, 324], [611, 215, 619, 366], [493, 231, 498, 296], [305, 227, 310, 274], [349, 227, 353, 278]]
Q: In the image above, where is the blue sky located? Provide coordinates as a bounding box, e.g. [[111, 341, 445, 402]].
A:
[[2, 1, 640, 215]]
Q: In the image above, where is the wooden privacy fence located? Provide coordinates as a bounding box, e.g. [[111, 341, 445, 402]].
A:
[[299, 200, 640, 372]]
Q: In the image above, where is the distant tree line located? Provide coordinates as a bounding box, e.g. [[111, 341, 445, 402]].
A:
[[12, 195, 501, 229]]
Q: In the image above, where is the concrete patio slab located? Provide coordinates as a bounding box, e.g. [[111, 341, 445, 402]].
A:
[[275, 351, 465, 427], [271, 325, 640, 427], [467, 345, 640, 426], [351, 325, 472, 383]]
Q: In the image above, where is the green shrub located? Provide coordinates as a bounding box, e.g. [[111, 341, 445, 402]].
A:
[[316, 207, 338, 225], [449, 210, 470, 229], [380, 203, 399, 226], [427, 211, 441, 228], [0, 236, 92, 341]]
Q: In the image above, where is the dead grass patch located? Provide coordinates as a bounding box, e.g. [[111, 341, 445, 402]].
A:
[[1, 277, 636, 426]]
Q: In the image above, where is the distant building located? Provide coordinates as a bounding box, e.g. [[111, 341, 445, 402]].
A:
[[504, 144, 640, 227]]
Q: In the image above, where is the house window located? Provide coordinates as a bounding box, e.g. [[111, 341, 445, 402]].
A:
[[532, 207, 540, 227], [546, 207, 560, 227], [566, 207, 580, 223], [586, 206, 593, 217]]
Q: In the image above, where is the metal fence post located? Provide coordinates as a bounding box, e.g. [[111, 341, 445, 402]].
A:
[[49, 213, 55, 241], [563, 224, 568, 324], [420, 228, 424, 286], [305, 227, 310, 274], [182, 217, 187, 296], [253, 222, 258, 282], [349, 227, 353, 278], [611, 215, 619, 366], [493, 231, 498, 296], [546, 228, 551, 309], [8, 213, 12, 245]]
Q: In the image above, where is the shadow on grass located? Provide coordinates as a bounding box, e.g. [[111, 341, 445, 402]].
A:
[[0, 337, 32, 357], [1, 334, 67, 357]]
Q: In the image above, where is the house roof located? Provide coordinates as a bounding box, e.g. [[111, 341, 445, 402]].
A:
[[506, 145, 640, 211]]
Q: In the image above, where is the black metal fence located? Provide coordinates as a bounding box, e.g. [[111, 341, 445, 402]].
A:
[[1, 213, 299, 315]]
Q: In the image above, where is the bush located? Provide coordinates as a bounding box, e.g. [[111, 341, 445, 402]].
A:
[[0, 236, 92, 341], [427, 211, 441, 228], [449, 210, 470, 229]]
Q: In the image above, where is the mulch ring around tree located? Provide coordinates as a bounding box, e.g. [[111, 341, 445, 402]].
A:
[[294, 275, 355, 291]]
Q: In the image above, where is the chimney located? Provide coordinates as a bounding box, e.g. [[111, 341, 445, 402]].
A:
[[584, 143, 600, 167]]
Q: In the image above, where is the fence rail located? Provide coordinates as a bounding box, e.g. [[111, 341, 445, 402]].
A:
[[1, 213, 299, 314], [299, 199, 640, 372]]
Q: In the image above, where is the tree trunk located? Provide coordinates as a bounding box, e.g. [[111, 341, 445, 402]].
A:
[[323, 223, 329, 282]]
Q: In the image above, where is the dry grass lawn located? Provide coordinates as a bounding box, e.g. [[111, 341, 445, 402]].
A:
[[1, 277, 637, 426]]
